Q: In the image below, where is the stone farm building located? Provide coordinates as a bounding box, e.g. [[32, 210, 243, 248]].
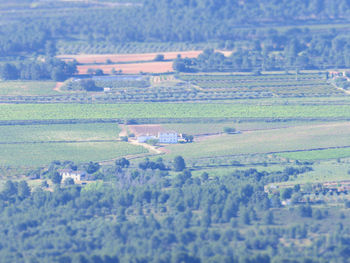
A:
[[58, 169, 87, 183]]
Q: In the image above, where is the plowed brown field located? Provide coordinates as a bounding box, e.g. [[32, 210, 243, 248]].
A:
[[58, 51, 205, 64], [58, 50, 232, 64], [77, 61, 174, 74]]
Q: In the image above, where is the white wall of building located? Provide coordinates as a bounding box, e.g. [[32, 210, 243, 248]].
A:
[[158, 132, 178, 144]]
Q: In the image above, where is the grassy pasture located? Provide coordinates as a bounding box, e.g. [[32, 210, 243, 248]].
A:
[[272, 161, 350, 186], [0, 141, 147, 167], [0, 123, 120, 143], [0, 123, 148, 167], [162, 121, 326, 135], [191, 165, 286, 178], [165, 122, 350, 160], [278, 147, 350, 161], [0, 103, 350, 121], [0, 81, 58, 96]]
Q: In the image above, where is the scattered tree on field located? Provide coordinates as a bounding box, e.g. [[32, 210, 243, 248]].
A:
[[223, 127, 236, 134], [173, 156, 186, 171]]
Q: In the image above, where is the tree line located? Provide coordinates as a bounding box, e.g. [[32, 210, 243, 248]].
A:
[[1, 0, 350, 66], [0, 157, 349, 262], [0, 58, 77, 81]]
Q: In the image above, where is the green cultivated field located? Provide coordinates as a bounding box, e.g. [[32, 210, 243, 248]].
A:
[[273, 161, 350, 186], [0, 123, 120, 143], [0, 123, 148, 166], [0, 141, 147, 166], [278, 147, 350, 160], [165, 122, 350, 159], [163, 121, 325, 135], [0, 103, 350, 120], [0, 81, 59, 96]]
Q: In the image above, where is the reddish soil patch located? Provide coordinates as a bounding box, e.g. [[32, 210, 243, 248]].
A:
[[58, 51, 205, 64], [128, 125, 168, 136], [58, 50, 232, 64], [54, 82, 64, 92], [158, 146, 171, 154], [77, 61, 174, 74]]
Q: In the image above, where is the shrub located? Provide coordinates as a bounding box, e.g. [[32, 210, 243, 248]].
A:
[[120, 136, 128, 142], [223, 127, 236, 134], [146, 138, 159, 145], [154, 54, 165, 61]]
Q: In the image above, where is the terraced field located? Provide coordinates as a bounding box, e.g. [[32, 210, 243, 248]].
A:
[[179, 73, 343, 98], [0, 72, 346, 103]]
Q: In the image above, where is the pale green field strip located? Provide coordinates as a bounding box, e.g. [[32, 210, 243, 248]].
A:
[[278, 147, 350, 161], [165, 122, 350, 160], [191, 165, 285, 178], [0, 142, 147, 166], [0, 81, 59, 96], [163, 121, 326, 135], [271, 162, 350, 186], [1, 103, 350, 121], [0, 123, 120, 143]]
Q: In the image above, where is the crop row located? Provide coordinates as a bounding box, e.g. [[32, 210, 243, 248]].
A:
[[0, 103, 349, 121], [179, 74, 325, 82]]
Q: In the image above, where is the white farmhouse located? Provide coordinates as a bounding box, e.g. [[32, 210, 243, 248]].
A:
[[58, 169, 87, 183], [158, 132, 178, 144]]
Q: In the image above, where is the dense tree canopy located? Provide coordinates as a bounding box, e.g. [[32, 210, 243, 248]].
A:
[[0, 159, 346, 262]]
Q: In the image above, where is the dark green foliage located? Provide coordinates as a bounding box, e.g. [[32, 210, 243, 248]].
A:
[[263, 211, 274, 225], [51, 171, 62, 185], [79, 80, 103, 92], [120, 136, 128, 142], [86, 162, 100, 174], [345, 200, 350, 208], [64, 178, 75, 186], [154, 54, 165, 61], [18, 181, 31, 200], [182, 134, 194, 143], [0, 58, 77, 81], [115, 158, 130, 168], [138, 158, 167, 171], [298, 205, 313, 218], [281, 188, 293, 200], [0, 63, 19, 80], [223, 127, 236, 134], [0, 160, 347, 263], [201, 172, 209, 181], [173, 156, 186, 171]]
